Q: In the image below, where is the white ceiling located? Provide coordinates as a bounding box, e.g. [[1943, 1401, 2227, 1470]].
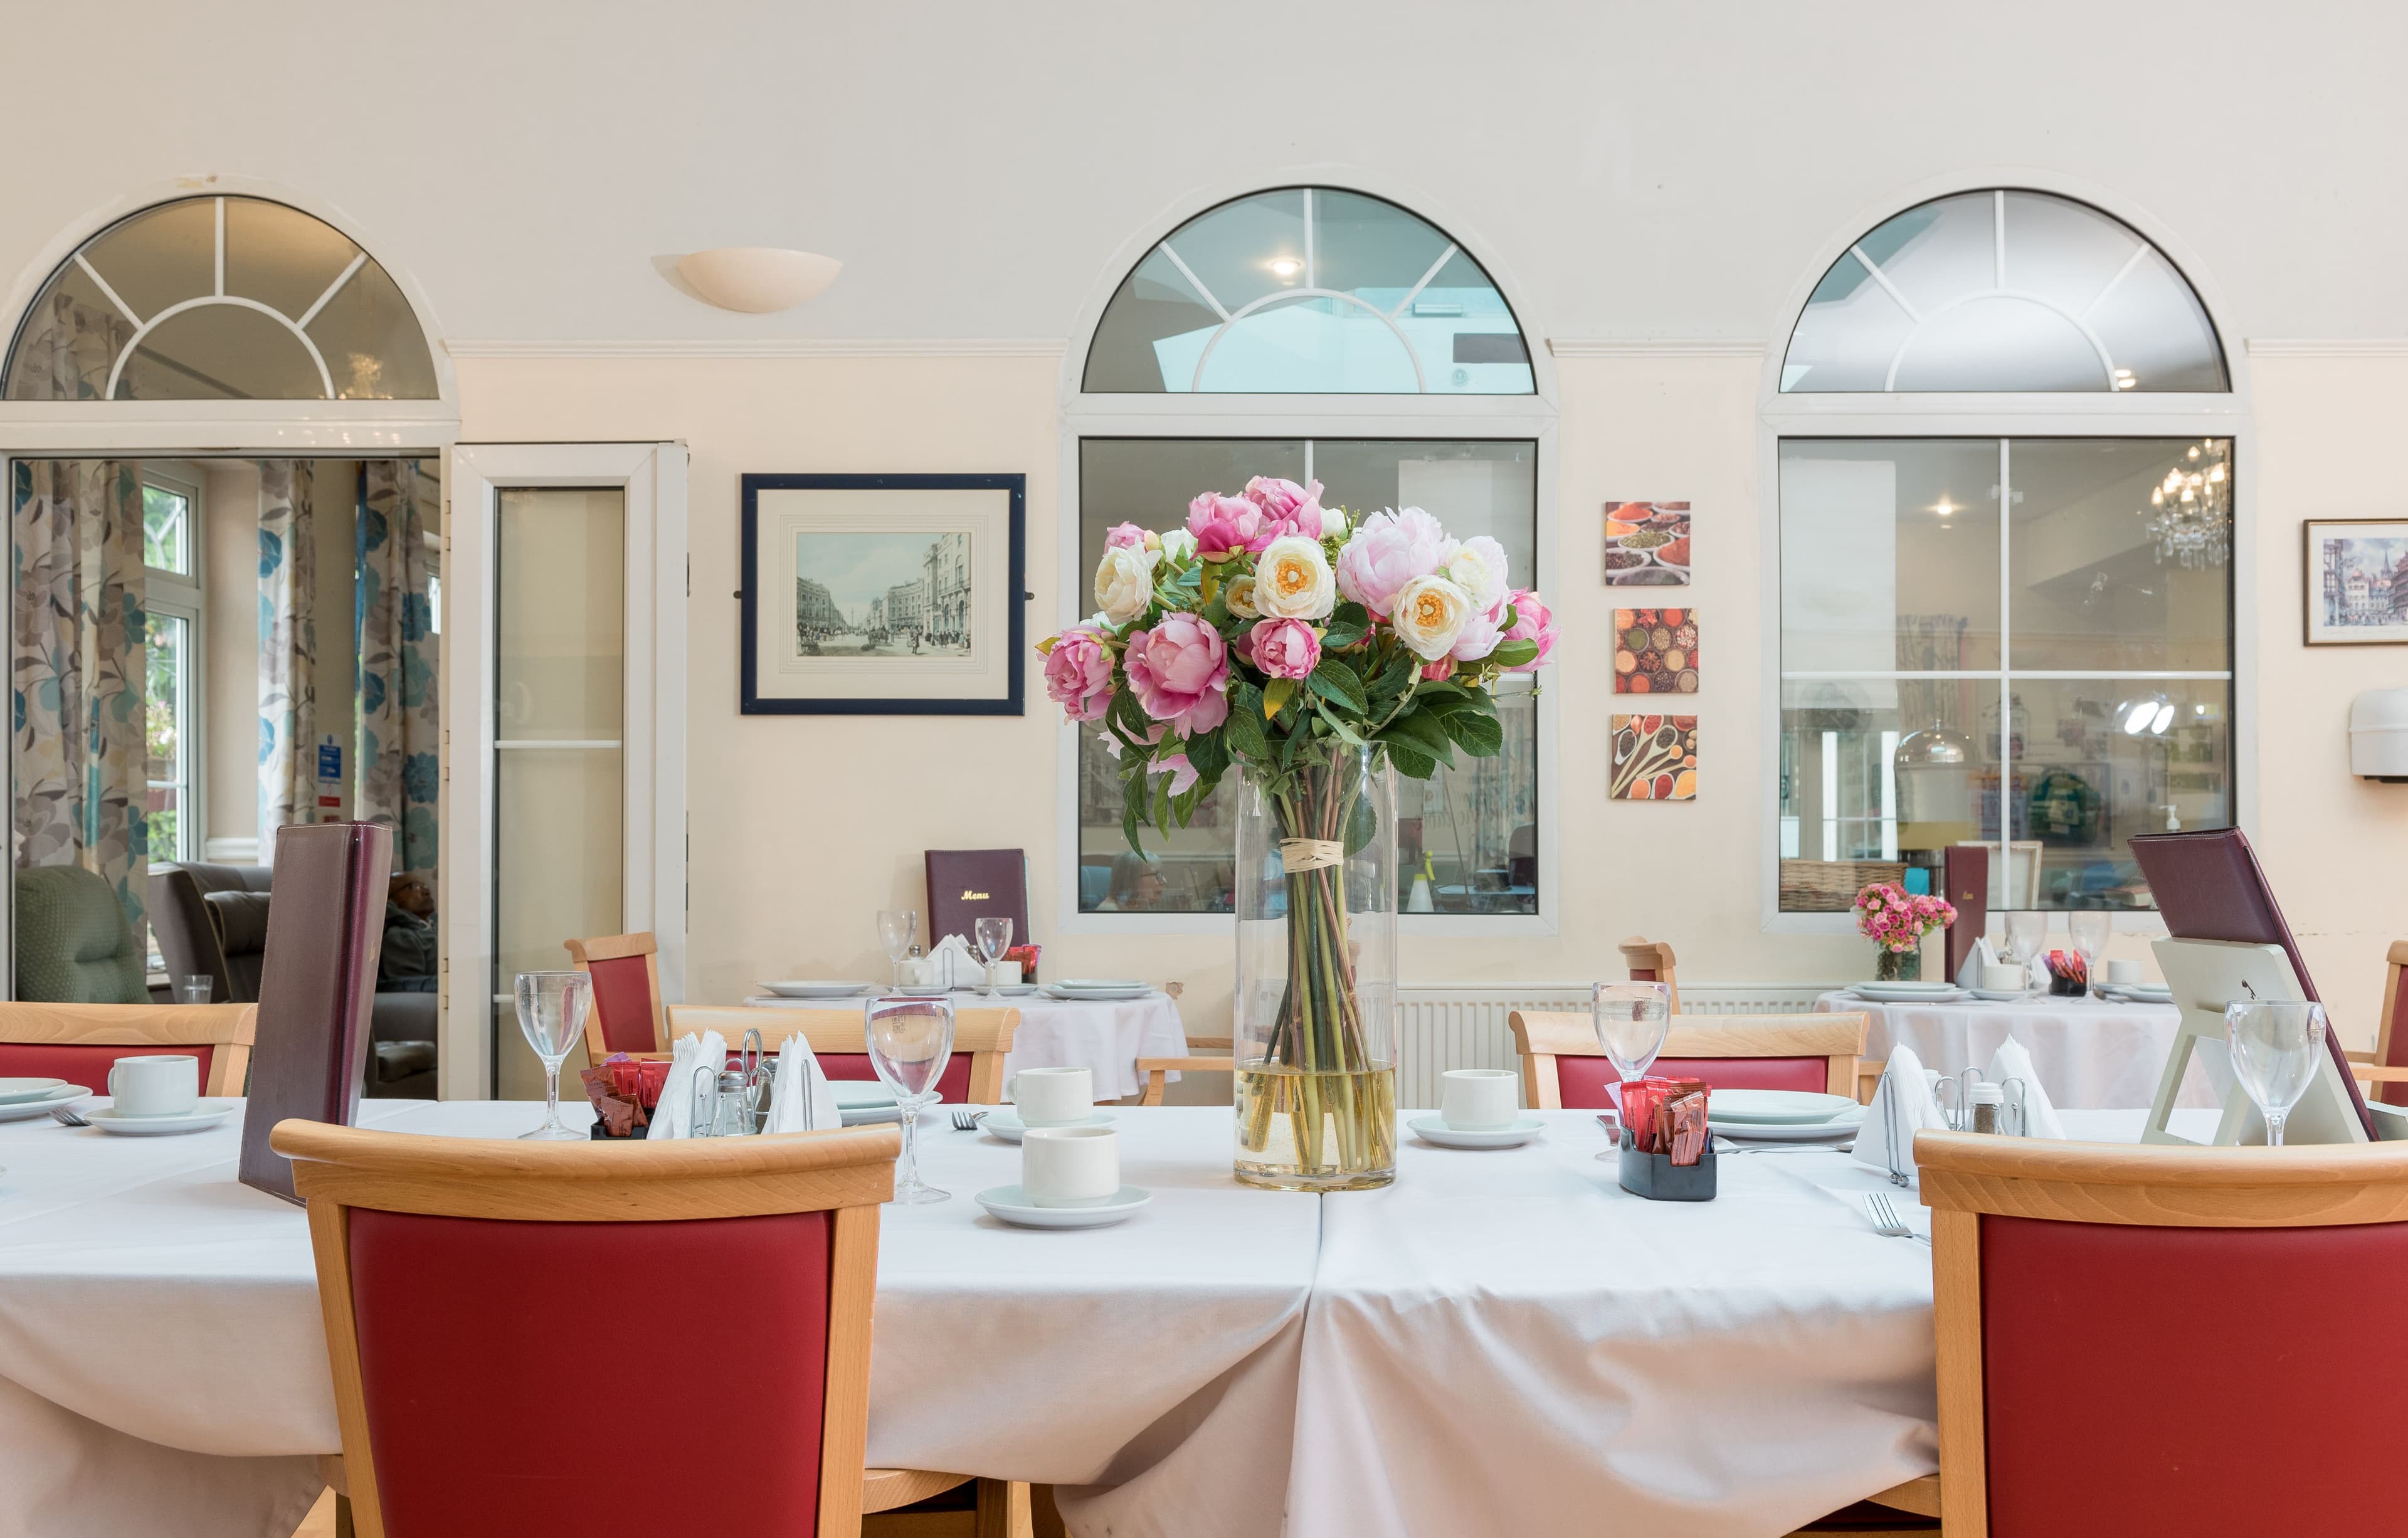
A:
[[8, 0, 2401, 347]]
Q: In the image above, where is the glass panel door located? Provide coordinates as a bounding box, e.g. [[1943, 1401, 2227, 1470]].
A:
[[491, 487, 624, 1097]]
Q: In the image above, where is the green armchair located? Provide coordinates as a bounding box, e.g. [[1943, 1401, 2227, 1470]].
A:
[[16, 865, 149, 1003]]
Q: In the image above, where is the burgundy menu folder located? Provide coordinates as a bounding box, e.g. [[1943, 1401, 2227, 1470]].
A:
[[2128, 827, 2375, 1139], [1943, 845, 1988, 983], [924, 849, 1030, 950], [238, 821, 394, 1204]]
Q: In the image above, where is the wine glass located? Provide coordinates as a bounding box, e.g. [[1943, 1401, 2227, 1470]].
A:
[[866, 994, 956, 1203], [2002, 911, 2046, 987], [1592, 981, 1672, 1114], [974, 916, 1013, 999], [515, 971, 591, 1141], [2225, 999, 2326, 1147], [877, 909, 917, 987], [2069, 912, 2111, 994]]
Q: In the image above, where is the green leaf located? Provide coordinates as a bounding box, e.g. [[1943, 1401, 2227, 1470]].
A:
[[1487, 638, 1539, 670], [1344, 794, 1378, 856], [1262, 678, 1297, 719], [1371, 650, 1418, 700], [1307, 660, 1366, 714], [1186, 726, 1230, 781], [1224, 701, 1269, 761], [1441, 706, 1506, 757], [1316, 704, 1367, 747], [1386, 742, 1440, 781], [1383, 708, 1457, 762]]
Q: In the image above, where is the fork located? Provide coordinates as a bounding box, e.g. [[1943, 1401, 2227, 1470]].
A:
[[950, 1109, 986, 1132], [1862, 1191, 1931, 1245], [50, 1102, 90, 1127]]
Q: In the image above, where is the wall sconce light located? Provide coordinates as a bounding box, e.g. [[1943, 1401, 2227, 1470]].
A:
[[675, 248, 843, 313]]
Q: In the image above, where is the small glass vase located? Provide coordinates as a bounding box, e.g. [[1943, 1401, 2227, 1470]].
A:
[[1875, 946, 1922, 983], [1232, 744, 1398, 1192]]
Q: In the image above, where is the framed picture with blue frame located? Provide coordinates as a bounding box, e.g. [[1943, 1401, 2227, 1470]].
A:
[[740, 473, 1026, 714]]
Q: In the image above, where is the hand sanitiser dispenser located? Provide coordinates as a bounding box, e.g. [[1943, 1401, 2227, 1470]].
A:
[[2350, 688, 2408, 781]]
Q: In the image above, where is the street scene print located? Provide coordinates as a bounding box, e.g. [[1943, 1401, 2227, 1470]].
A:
[[795, 530, 973, 658], [2309, 521, 2408, 644]]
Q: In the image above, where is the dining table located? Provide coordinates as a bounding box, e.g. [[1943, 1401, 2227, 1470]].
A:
[[1814, 988, 2210, 1109], [740, 987, 1192, 1100], [0, 1095, 2210, 1538]]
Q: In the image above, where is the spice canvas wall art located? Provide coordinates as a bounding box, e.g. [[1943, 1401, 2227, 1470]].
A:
[[1603, 501, 1689, 586], [1613, 608, 1698, 694], [1611, 715, 1698, 801]]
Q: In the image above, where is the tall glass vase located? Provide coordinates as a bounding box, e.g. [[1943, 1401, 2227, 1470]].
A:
[[1232, 744, 1398, 1191]]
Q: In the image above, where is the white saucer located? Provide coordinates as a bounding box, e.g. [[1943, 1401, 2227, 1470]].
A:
[[1045, 986, 1150, 1001], [1969, 988, 2035, 1002], [0, 1077, 66, 1105], [1708, 1089, 1858, 1124], [759, 981, 874, 998], [85, 1100, 238, 1136], [980, 1110, 1116, 1142], [1706, 1111, 1864, 1144], [994, 984, 1042, 996], [894, 986, 953, 998], [1408, 1115, 1546, 1149], [1849, 986, 1971, 1004], [976, 1184, 1152, 1228], [0, 1084, 88, 1122]]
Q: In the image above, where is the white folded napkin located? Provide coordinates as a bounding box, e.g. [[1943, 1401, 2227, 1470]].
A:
[[766, 1033, 842, 1134], [1955, 937, 2000, 991], [1854, 1044, 1950, 1181], [1984, 1036, 2067, 1139], [647, 1030, 727, 1140], [927, 933, 983, 989]]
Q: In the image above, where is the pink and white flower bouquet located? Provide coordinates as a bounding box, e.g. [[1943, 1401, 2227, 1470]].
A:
[[1854, 883, 1956, 954]]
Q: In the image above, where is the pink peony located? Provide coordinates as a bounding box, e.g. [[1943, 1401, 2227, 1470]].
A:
[[1042, 624, 1116, 723], [1103, 522, 1148, 550], [1501, 589, 1558, 672], [1244, 475, 1326, 539], [1336, 507, 1452, 618], [1122, 613, 1230, 735], [1156, 752, 1200, 795], [1249, 617, 1322, 680], [1420, 658, 1457, 682], [1449, 598, 1508, 663], [1186, 492, 1276, 561]]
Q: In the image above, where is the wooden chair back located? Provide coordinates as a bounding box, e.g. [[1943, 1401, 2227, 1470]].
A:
[[271, 1118, 899, 1538], [1508, 1011, 1866, 1110], [1138, 1038, 1233, 1106], [1617, 935, 1681, 1014], [2368, 940, 2408, 1109], [0, 1002, 255, 1095], [663, 1004, 1019, 1105], [1918, 1132, 2408, 1536], [564, 932, 665, 1061]]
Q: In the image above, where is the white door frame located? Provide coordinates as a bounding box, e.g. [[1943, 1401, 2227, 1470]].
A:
[[442, 443, 689, 1100]]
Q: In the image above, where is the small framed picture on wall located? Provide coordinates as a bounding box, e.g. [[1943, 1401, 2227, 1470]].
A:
[[2305, 519, 2408, 645], [740, 473, 1027, 714]]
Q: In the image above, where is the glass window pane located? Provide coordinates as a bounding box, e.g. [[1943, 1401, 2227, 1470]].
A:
[[84, 199, 216, 324], [116, 305, 324, 400], [145, 612, 186, 862], [1406, 686, 1538, 914], [2009, 439, 2232, 670], [223, 196, 361, 317], [1894, 297, 2109, 392], [2086, 247, 2228, 392], [304, 256, 441, 400], [1780, 440, 2002, 673], [1085, 248, 1225, 392], [3, 263, 130, 401], [1187, 295, 1421, 394], [142, 483, 190, 574], [1312, 440, 1536, 577], [1780, 678, 2000, 910], [2008, 678, 2231, 909]]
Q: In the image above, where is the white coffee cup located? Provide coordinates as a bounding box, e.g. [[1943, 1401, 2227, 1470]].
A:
[[991, 960, 1023, 988], [1022, 1125, 1119, 1206], [1440, 1068, 1519, 1130], [1008, 1065, 1094, 1127], [1980, 962, 2027, 993], [2106, 959, 2143, 986], [108, 1054, 199, 1117]]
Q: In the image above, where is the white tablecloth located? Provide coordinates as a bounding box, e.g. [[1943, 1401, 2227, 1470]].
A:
[[739, 991, 1190, 1100], [1815, 989, 2213, 1109], [0, 1101, 1309, 1538]]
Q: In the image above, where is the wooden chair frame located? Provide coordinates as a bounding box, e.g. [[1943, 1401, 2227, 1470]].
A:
[[1617, 935, 1681, 1014], [564, 932, 666, 1061], [0, 1002, 256, 1094], [663, 1005, 1020, 1104], [1508, 1011, 1867, 1110], [1916, 1130, 2408, 1537], [1138, 1037, 1233, 1106]]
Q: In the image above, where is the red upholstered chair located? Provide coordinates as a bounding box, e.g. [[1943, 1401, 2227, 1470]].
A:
[[564, 932, 665, 1061], [1917, 1131, 2408, 1536], [1617, 935, 1682, 1014], [662, 1005, 1018, 1104], [273, 1119, 1040, 1538], [0, 1002, 254, 1095], [1509, 1011, 1867, 1109]]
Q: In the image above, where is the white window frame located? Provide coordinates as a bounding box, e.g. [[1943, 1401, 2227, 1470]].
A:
[[140, 464, 205, 865], [1059, 179, 1560, 939], [1758, 176, 2254, 937], [442, 443, 689, 1100]]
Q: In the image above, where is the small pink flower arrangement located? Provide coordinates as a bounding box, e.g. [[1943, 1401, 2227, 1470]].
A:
[[1854, 883, 1956, 954]]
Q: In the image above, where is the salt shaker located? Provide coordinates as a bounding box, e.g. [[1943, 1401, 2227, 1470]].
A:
[[1970, 1082, 2004, 1135]]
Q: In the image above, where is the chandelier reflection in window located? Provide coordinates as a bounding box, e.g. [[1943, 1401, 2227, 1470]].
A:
[[2139, 440, 2231, 568]]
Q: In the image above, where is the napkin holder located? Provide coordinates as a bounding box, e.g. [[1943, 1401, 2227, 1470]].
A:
[[1617, 1128, 1717, 1201]]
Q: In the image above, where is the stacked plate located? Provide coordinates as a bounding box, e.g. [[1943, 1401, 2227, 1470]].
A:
[[0, 1078, 87, 1123], [758, 981, 875, 999], [2099, 982, 2174, 1004], [1706, 1088, 1865, 1145], [1846, 979, 1971, 1004], [1045, 979, 1151, 1001]]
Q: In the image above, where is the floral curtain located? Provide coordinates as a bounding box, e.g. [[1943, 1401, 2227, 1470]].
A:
[[258, 461, 315, 846], [357, 460, 438, 879], [11, 460, 147, 930], [4, 290, 127, 401]]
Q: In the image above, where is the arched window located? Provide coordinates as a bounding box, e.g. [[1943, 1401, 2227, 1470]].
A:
[[4, 195, 438, 402], [1768, 188, 2240, 924], [1084, 187, 1532, 394], [1781, 189, 2226, 394]]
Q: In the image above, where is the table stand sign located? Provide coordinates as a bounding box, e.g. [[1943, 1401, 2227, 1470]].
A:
[[2142, 937, 2367, 1147], [238, 821, 394, 1204]]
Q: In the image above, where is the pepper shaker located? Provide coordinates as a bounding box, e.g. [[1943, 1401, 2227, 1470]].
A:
[[1970, 1082, 2004, 1135]]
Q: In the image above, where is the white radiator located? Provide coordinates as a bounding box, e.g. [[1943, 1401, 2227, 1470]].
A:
[[1393, 983, 1834, 1109]]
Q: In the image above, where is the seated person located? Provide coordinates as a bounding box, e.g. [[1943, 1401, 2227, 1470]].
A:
[[1097, 851, 1167, 912], [379, 875, 438, 993]]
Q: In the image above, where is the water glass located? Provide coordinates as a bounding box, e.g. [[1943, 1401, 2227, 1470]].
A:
[[515, 971, 592, 1141], [172, 974, 214, 1004], [1592, 981, 1672, 1091], [974, 916, 1013, 998], [2225, 999, 2326, 1147], [2002, 911, 2045, 966], [2069, 912, 2111, 987], [877, 910, 917, 987], [867, 994, 956, 1203]]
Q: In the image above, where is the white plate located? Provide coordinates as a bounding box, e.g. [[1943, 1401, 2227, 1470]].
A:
[[0, 1077, 67, 1105], [84, 1100, 238, 1136], [1055, 979, 1146, 990], [0, 1084, 90, 1122], [2103, 985, 2173, 1003], [829, 1081, 897, 1109], [1849, 985, 1972, 1003], [759, 981, 874, 999], [1407, 1115, 1546, 1149], [1706, 1089, 1859, 1125], [976, 1184, 1152, 1228], [1969, 988, 2034, 1002], [894, 986, 953, 998], [1847, 979, 1958, 994], [979, 1109, 1117, 1142], [1045, 986, 1149, 1001], [1707, 1110, 1864, 1144], [994, 984, 1042, 996]]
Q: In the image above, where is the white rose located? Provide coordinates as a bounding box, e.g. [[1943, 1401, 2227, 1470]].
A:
[[1254, 534, 1336, 621], [1440, 535, 1509, 615], [1159, 527, 1198, 564], [1390, 574, 1476, 661], [1321, 507, 1348, 541], [1094, 543, 1160, 625], [1224, 572, 1259, 620]]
